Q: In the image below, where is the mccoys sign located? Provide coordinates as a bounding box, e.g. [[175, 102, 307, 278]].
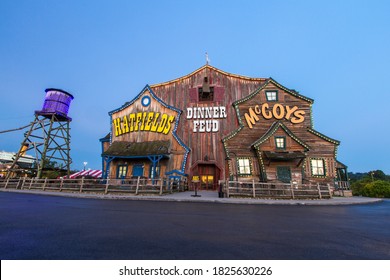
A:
[[244, 103, 305, 128]]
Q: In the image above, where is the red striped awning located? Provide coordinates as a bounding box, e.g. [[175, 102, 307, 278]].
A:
[[68, 169, 102, 179]]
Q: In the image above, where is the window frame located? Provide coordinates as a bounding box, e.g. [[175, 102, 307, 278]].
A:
[[310, 158, 326, 177], [274, 136, 286, 150], [236, 157, 252, 176], [149, 164, 161, 179], [117, 164, 128, 179], [265, 90, 278, 102], [198, 86, 214, 102]]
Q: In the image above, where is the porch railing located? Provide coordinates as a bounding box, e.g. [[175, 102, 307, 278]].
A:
[[222, 180, 333, 199], [0, 177, 188, 196]]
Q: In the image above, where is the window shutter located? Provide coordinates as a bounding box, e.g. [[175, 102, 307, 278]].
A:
[[214, 86, 225, 102], [189, 88, 198, 102]]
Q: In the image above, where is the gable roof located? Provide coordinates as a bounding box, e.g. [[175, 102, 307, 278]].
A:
[[251, 121, 311, 150], [108, 84, 181, 116], [307, 128, 340, 145], [233, 78, 314, 106], [150, 64, 267, 88]]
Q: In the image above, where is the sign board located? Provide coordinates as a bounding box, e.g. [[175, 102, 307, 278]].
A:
[[192, 175, 200, 183]]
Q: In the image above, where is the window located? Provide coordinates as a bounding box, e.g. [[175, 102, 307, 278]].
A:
[[237, 158, 252, 175], [265, 90, 278, 101], [311, 159, 326, 176], [149, 165, 161, 179], [132, 164, 144, 177], [198, 86, 214, 101], [117, 165, 128, 179], [275, 136, 286, 149]]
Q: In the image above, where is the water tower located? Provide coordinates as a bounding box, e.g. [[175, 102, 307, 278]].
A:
[[6, 88, 74, 179]]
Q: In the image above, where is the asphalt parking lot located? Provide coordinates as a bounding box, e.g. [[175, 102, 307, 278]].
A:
[[0, 191, 389, 260]]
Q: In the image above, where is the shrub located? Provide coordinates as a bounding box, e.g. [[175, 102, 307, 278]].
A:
[[360, 180, 390, 198], [351, 178, 371, 196]]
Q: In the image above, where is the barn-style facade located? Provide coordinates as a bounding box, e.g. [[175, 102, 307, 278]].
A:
[[101, 65, 347, 190]]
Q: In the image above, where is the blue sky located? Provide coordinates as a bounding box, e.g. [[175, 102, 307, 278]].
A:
[[1, 0, 389, 173]]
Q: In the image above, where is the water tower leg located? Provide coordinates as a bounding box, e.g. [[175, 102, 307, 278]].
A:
[[36, 115, 55, 179], [5, 116, 40, 179]]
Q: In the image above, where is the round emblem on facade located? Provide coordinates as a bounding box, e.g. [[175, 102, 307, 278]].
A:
[[141, 96, 151, 107]]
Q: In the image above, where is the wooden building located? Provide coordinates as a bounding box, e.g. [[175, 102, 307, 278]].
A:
[[101, 64, 347, 190]]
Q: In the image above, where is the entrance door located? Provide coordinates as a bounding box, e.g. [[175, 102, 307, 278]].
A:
[[200, 175, 214, 190], [197, 164, 217, 190], [117, 165, 128, 179], [277, 166, 291, 183]]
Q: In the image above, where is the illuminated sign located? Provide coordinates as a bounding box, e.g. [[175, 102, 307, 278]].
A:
[[244, 103, 305, 128], [186, 106, 227, 132], [113, 112, 175, 136]]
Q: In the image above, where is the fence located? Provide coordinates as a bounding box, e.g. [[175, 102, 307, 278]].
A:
[[223, 180, 332, 199], [1, 177, 335, 199], [0, 177, 188, 196]]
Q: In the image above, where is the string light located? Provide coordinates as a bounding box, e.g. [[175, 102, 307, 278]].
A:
[[106, 85, 190, 176]]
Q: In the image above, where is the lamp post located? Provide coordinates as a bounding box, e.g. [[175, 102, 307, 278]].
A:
[[83, 161, 88, 171]]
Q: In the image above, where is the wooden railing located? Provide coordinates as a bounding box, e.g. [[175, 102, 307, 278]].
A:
[[0, 177, 188, 196], [222, 180, 332, 199]]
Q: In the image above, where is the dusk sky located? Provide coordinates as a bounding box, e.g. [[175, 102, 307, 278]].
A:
[[1, 0, 389, 174]]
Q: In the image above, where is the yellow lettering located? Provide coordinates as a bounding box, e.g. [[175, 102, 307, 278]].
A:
[[144, 112, 154, 131], [244, 107, 260, 129], [285, 105, 298, 120], [157, 114, 168, 133], [163, 116, 175, 134], [140, 112, 147, 130], [113, 118, 122, 136], [129, 113, 136, 132], [291, 110, 305, 124], [135, 112, 143, 131], [273, 104, 285, 119], [254, 105, 261, 115], [261, 103, 273, 119], [151, 112, 160, 132], [122, 115, 129, 133]]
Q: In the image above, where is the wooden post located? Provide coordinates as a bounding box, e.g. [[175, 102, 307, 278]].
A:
[[80, 177, 84, 193], [105, 178, 109, 194], [135, 176, 140, 195], [327, 183, 332, 198], [252, 179, 256, 198], [60, 178, 64, 192], [317, 183, 322, 199], [43, 178, 47, 191], [21, 177, 26, 189], [16, 177, 22, 189], [159, 178, 163, 196], [4, 177, 10, 189], [226, 180, 230, 198], [29, 178, 33, 190], [290, 181, 295, 199]]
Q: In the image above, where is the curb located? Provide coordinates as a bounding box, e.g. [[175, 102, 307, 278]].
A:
[[0, 188, 383, 206]]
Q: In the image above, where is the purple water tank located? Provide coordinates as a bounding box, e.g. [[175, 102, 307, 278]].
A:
[[36, 88, 74, 120]]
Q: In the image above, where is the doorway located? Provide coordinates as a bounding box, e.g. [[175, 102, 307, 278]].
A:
[[196, 164, 219, 190], [277, 166, 291, 183]]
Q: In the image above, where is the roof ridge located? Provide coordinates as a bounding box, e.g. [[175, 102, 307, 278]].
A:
[[150, 64, 266, 87]]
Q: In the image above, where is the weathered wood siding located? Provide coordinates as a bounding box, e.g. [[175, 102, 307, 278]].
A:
[[109, 89, 186, 176], [151, 66, 266, 179]]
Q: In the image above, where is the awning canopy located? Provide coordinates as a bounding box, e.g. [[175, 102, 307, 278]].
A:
[[68, 169, 102, 179], [263, 151, 306, 161], [102, 140, 171, 158]]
